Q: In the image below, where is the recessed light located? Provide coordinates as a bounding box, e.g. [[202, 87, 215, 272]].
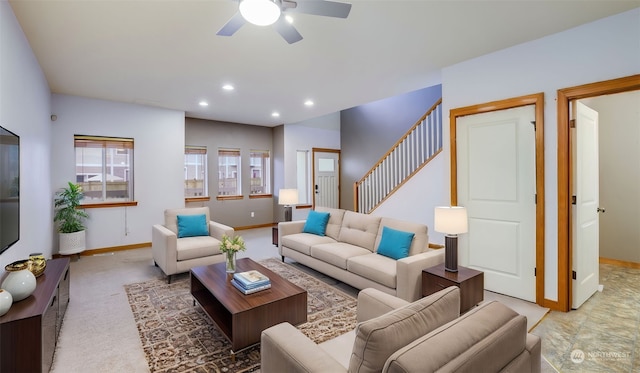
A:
[[271, 112, 280, 117], [199, 101, 209, 107], [285, 15, 294, 24], [222, 84, 234, 91], [304, 100, 314, 107]]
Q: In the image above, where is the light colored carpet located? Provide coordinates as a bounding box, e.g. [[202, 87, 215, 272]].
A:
[[483, 290, 550, 332], [50, 227, 554, 372]]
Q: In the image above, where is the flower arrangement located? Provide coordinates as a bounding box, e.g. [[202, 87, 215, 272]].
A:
[[219, 235, 246, 254], [219, 235, 246, 273]]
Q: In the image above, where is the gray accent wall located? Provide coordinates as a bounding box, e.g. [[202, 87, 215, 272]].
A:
[[340, 85, 442, 210], [185, 118, 275, 228]]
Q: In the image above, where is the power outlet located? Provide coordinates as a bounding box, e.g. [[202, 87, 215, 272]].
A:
[[250, 211, 255, 218]]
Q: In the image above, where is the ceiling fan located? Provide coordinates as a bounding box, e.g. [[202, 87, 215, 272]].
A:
[[217, 0, 352, 44]]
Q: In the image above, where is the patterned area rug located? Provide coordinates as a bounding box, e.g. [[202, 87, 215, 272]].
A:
[[124, 258, 358, 372]]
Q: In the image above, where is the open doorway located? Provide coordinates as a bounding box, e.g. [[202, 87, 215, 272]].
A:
[[580, 91, 640, 265], [556, 74, 640, 312]]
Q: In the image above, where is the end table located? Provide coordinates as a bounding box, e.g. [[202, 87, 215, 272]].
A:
[[422, 263, 484, 313], [272, 226, 278, 246]]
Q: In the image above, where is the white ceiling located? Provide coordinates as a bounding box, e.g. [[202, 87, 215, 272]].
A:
[[9, 0, 640, 127]]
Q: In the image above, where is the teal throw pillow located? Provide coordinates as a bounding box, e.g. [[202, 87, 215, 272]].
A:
[[177, 214, 209, 238], [376, 226, 415, 260], [303, 210, 330, 236]]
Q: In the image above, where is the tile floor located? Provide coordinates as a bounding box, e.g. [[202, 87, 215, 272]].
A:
[[531, 263, 640, 372]]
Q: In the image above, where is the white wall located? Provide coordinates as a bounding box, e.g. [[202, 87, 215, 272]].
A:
[[0, 2, 53, 267], [50, 94, 185, 251], [284, 112, 340, 221], [440, 8, 640, 301], [373, 154, 447, 244]]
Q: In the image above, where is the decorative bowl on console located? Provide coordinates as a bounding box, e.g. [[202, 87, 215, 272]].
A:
[[28, 253, 47, 277]]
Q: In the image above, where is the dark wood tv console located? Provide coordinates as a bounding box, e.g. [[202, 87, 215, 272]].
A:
[[0, 257, 70, 372]]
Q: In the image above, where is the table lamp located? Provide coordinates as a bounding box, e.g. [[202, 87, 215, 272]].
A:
[[434, 206, 468, 272], [279, 189, 299, 222]]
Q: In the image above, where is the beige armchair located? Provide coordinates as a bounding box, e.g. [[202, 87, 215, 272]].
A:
[[152, 206, 233, 283], [261, 286, 541, 373]]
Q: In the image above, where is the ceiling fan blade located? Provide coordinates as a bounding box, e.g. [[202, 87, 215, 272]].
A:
[[288, 0, 352, 18], [274, 18, 303, 44], [216, 12, 246, 36]]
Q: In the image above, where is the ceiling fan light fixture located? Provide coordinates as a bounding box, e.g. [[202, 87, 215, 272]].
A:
[[239, 0, 281, 26]]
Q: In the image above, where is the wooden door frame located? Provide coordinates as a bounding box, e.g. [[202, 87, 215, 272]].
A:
[[311, 148, 341, 209], [556, 74, 640, 312], [450, 93, 545, 306]]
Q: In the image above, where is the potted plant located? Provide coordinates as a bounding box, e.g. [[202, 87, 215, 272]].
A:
[[54, 182, 89, 255]]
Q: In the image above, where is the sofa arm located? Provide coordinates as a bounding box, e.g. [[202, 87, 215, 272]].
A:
[[261, 322, 347, 373], [278, 221, 305, 238], [151, 224, 178, 275], [526, 333, 541, 373], [208, 221, 234, 240], [396, 249, 445, 302], [278, 221, 305, 253], [356, 288, 410, 322]]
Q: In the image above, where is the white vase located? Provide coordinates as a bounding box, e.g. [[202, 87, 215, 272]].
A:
[[0, 289, 12, 316], [1, 269, 36, 302]]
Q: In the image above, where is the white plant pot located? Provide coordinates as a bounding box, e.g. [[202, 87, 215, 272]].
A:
[[59, 230, 86, 255]]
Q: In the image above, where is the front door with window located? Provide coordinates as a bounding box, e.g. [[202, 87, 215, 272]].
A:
[[313, 149, 340, 208]]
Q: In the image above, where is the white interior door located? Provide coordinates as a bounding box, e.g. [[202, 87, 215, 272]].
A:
[[457, 105, 536, 302], [313, 150, 339, 208], [572, 101, 600, 309]]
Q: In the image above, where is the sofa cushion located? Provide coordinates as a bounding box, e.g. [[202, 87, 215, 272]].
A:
[[315, 207, 345, 240], [303, 210, 331, 236], [310, 242, 372, 269], [349, 286, 460, 373], [338, 211, 381, 252], [375, 217, 429, 256], [384, 301, 527, 373], [376, 226, 415, 260], [347, 253, 397, 289], [177, 214, 209, 238], [281, 233, 336, 256], [176, 236, 221, 261], [164, 207, 211, 235]]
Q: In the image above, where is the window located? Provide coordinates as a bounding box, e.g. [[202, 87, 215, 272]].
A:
[[218, 148, 241, 197], [74, 135, 134, 203], [185, 146, 207, 197], [296, 150, 310, 204], [250, 150, 270, 195]]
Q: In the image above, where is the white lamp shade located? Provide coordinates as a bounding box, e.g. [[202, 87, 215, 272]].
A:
[[434, 206, 468, 234], [239, 0, 281, 26], [279, 189, 299, 205]]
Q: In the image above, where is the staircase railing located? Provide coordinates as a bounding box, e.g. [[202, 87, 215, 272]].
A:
[[354, 98, 443, 213]]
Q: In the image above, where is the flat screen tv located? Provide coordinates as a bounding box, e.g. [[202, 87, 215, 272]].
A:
[[0, 125, 19, 255]]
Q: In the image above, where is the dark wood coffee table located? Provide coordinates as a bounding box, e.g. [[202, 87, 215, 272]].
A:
[[190, 257, 307, 353]]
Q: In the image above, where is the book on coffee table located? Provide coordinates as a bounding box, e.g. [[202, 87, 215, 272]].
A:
[[233, 270, 270, 289], [231, 279, 271, 294]]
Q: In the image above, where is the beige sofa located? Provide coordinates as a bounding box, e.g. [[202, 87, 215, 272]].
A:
[[278, 207, 444, 301], [152, 206, 234, 283], [261, 287, 542, 373]]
